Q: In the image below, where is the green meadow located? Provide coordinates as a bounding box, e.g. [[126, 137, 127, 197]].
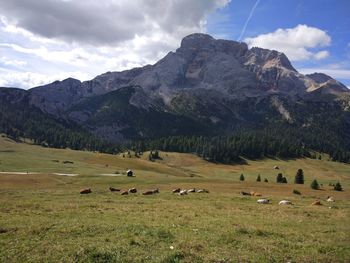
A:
[[0, 136, 349, 262]]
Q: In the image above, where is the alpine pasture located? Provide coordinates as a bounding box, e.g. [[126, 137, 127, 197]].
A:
[[0, 136, 349, 262]]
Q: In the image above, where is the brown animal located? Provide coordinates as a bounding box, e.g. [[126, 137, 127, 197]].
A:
[[240, 191, 251, 196], [80, 188, 92, 194], [172, 188, 181, 193], [142, 189, 159, 195], [312, 200, 322, 205], [142, 190, 154, 195], [121, 191, 129, 195], [128, 188, 137, 193], [109, 187, 120, 192], [250, 191, 262, 196]]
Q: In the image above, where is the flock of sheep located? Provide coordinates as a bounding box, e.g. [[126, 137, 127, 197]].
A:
[[79, 187, 335, 206]]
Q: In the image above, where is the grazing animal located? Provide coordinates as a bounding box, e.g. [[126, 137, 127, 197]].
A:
[[240, 191, 251, 196], [142, 190, 154, 195], [274, 166, 279, 170], [312, 200, 322, 205], [250, 191, 262, 196], [257, 199, 270, 204], [197, 189, 209, 193], [142, 189, 159, 195], [279, 200, 293, 205], [179, 190, 188, 195], [172, 188, 181, 193], [80, 188, 91, 194], [187, 188, 196, 193], [326, 196, 335, 202], [121, 191, 129, 195], [109, 187, 120, 192], [128, 188, 137, 193]]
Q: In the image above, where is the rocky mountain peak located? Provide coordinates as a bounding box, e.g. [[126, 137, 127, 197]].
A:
[[246, 47, 296, 71], [179, 33, 215, 49], [306, 73, 333, 84], [18, 33, 348, 117]]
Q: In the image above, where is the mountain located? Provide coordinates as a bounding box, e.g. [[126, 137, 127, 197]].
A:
[[1, 33, 350, 161]]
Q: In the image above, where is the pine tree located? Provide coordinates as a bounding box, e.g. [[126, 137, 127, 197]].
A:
[[264, 178, 268, 183], [256, 174, 261, 182], [239, 174, 245, 181], [276, 173, 283, 183], [334, 182, 343, 191], [294, 169, 304, 184], [311, 179, 320, 190]]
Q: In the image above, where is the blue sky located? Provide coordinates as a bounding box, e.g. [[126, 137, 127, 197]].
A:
[[207, 0, 350, 87], [0, 0, 349, 89]]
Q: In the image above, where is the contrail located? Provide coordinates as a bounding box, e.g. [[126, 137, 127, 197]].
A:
[[237, 0, 260, 42]]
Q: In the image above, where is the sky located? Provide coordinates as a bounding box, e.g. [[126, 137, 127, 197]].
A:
[[0, 0, 349, 89]]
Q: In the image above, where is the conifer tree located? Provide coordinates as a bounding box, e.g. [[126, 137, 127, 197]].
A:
[[256, 174, 261, 182], [334, 182, 343, 191], [276, 173, 283, 183], [294, 169, 304, 184], [311, 179, 320, 190], [239, 174, 245, 181]]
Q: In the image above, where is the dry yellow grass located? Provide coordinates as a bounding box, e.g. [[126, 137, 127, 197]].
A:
[[0, 136, 350, 262]]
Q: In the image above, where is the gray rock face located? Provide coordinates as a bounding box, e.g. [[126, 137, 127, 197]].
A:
[[29, 78, 82, 116], [306, 73, 349, 94], [26, 33, 348, 116]]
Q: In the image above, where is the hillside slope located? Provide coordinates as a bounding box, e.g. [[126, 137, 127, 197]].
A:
[[0, 33, 349, 162]]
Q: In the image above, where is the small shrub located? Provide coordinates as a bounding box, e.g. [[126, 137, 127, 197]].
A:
[[293, 189, 301, 195], [256, 174, 261, 182], [264, 178, 268, 183], [334, 182, 343, 191], [281, 177, 288, 183], [294, 169, 304, 184], [239, 174, 245, 181], [276, 173, 283, 183], [311, 179, 320, 190]]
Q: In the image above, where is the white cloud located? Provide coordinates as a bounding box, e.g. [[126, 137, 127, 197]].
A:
[[314, 50, 329, 60], [0, 0, 230, 89], [0, 68, 89, 89], [0, 56, 27, 67], [244, 24, 331, 61]]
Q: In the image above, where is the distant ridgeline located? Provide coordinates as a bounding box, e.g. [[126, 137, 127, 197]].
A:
[[1, 93, 349, 163], [1, 33, 350, 163], [0, 89, 120, 154]]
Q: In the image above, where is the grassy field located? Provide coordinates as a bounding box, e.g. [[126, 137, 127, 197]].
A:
[[0, 136, 349, 262]]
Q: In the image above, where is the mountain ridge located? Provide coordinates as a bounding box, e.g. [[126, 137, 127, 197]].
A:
[[22, 33, 349, 116], [0, 33, 349, 162]]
